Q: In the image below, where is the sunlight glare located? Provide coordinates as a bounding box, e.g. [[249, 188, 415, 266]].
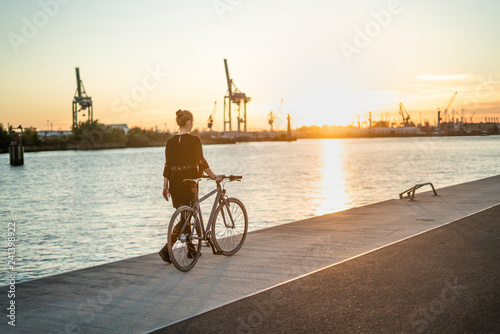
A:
[[315, 140, 349, 216]]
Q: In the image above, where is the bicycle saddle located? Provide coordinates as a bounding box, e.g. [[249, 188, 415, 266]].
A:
[[183, 178, 201, 185]]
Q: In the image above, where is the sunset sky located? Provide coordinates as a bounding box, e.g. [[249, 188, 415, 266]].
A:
[[1, 0, 499, 132]]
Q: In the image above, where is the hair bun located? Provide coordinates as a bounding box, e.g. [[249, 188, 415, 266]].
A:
[[175, 109, 193, 127]]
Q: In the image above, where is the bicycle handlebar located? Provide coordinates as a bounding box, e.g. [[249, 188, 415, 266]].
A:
[[202, 174, 242, 182]]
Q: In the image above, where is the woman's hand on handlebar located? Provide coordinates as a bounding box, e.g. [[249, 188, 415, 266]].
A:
[[201, 172, 226, 182]]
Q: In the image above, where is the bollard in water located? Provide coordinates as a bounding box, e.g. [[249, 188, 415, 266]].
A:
[[9, 142, 24, 166]]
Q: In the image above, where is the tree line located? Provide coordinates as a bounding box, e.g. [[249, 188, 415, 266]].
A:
[[0, 120, 173, 153]]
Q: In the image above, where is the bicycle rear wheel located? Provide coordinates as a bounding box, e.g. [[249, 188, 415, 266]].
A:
[[211, 198, 248, 256], [167, 206, 202, 272]]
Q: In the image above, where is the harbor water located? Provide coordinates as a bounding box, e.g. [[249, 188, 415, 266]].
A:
[[1, 136, 499, 284]]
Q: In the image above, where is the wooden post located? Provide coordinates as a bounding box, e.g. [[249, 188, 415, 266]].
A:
[[9, 142, 24, 166]]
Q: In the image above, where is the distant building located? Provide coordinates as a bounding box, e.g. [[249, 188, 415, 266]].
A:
[[40, 130, 72, 137], [106, 124, 130, 134], [321, 126, 423, 137], [370, 126, 421, 136]]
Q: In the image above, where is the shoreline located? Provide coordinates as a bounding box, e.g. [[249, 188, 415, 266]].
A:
[[1, 133, 497, 154]]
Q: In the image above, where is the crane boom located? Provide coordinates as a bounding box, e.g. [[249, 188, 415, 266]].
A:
[[224, 59, 232, 97], [75, 67, 82, 97], [276, 98, 284, 115], [444, 91, 458, 114]]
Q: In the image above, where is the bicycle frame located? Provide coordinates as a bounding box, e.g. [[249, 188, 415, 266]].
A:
[[180, 180, 236, 246]]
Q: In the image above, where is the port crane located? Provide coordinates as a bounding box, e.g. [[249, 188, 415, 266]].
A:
[[268, 98, 284, 132], [207, 101, 216, 132], [470, 110, 476, 123], [268, 111, 276, 132], [398, 103, 415, 127], [72, 67, 93, 129], [460, 107, 466, 123], [223, 59, 251, 133], [437, 91, 458, 127]]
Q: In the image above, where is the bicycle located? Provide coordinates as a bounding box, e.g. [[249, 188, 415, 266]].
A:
[[167, 175, 248, 272]]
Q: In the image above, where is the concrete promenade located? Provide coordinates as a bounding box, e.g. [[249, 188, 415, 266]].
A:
[[1, 175, 499, 333], [159, 201, 500, 333]]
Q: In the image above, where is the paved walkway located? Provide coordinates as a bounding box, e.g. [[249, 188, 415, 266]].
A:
[[157, 204, 500, 333], [1, 175, 499, 333]]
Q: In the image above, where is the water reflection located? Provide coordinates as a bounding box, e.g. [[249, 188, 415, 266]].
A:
[[316, 140, 349, 216], [1, 136, 499, 283]]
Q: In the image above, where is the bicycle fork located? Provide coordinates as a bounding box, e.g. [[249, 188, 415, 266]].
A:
[[220, 196, 236, 229]]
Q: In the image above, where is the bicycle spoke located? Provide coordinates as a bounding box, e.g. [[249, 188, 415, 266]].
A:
[[230, 207, 243, 224], [168, 206, 201, 272], [211, 198, 248, 256]]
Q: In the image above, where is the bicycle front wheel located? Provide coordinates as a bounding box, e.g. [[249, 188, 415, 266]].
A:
[[211, 198, 248, 256], [167, 205, 202, 272]]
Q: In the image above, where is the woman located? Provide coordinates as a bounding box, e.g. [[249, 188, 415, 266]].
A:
[[159, 109, 220, 263]]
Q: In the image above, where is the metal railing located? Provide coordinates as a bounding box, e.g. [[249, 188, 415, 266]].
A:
[[399, 182, 438, 201]]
